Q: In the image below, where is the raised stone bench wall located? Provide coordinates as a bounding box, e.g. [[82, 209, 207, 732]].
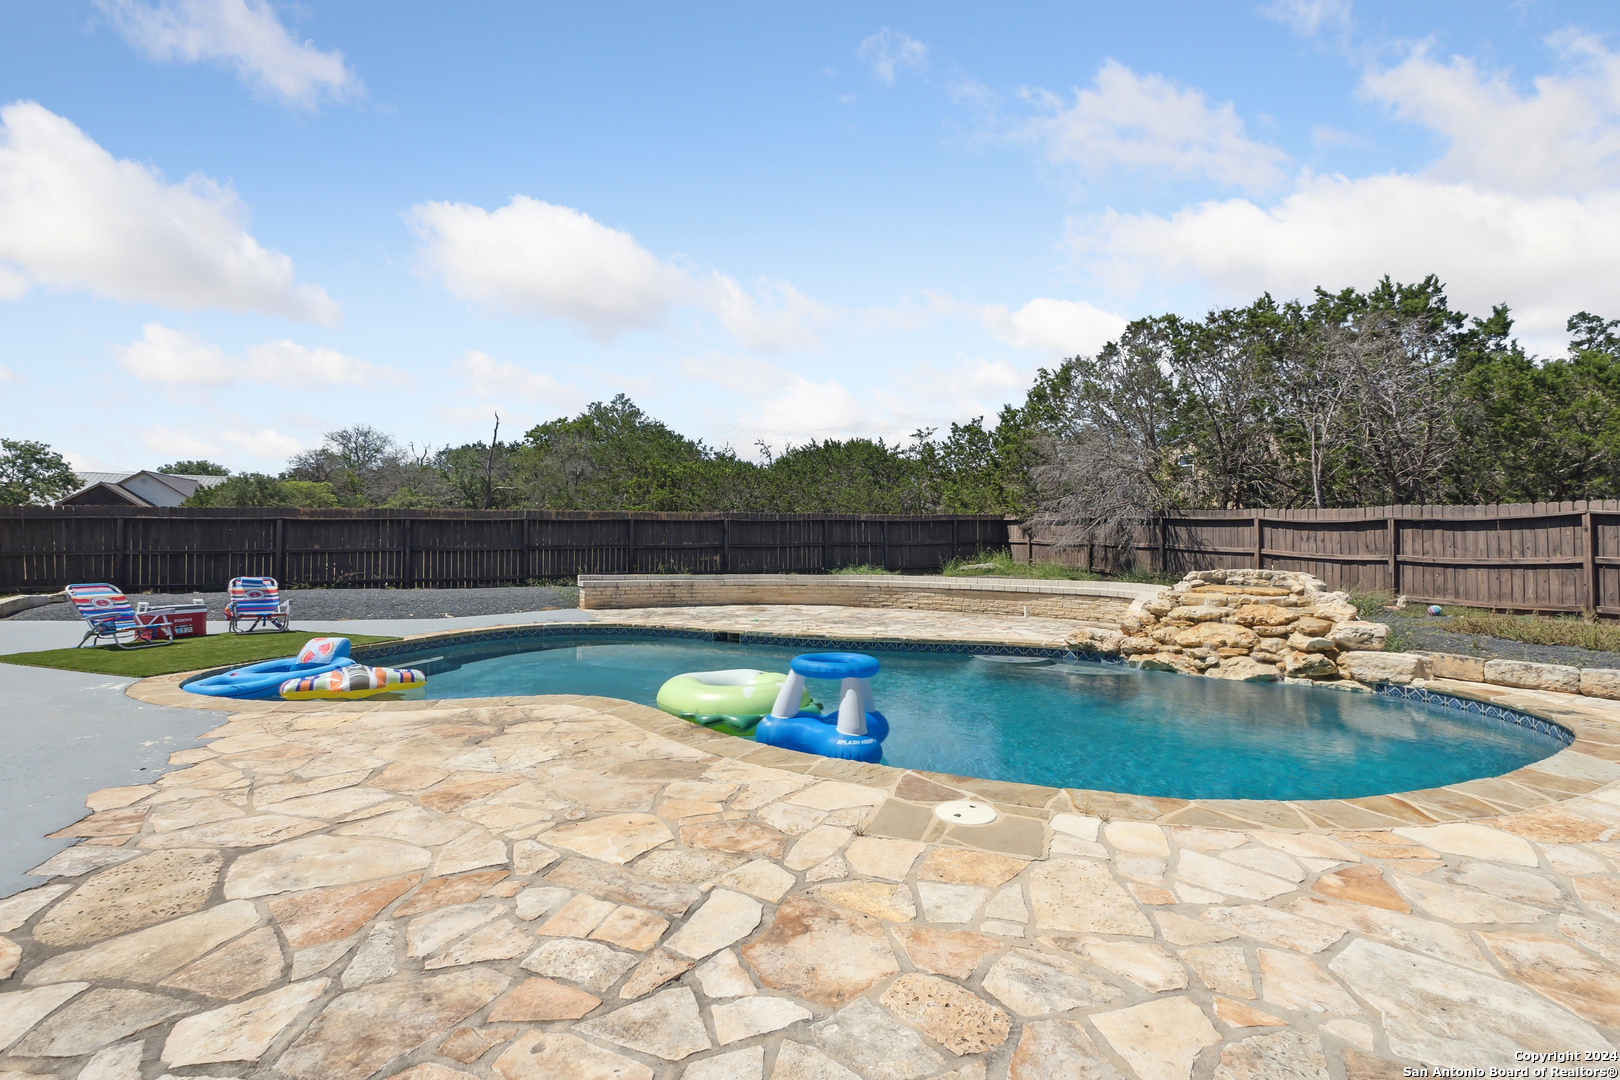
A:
[[1421, 651, 1620, 700], [577, 574, 1159, 624]]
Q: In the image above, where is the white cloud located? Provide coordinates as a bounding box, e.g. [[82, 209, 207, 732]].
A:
[[1069, 36, 1620, 345], [0, 364, 18, 382], [680, 351, 1035, 458], [1261, 0, 1352, 37], [241, 339, 385, 384], [1024, 61, 1289, 191], [409, 197, 683, 340], [1310, 124, 1368, 149], [0, 102, 338, 322], [1362, 33, 1620, 195], [857, 28, 928, 86], [1074, 172, 1620, 341], [114, 322, 385, 385], [976, 297, 1128, 358], [455, 349, 565, 401], [681, 353, 879, 451], [138, 421, 225, 458], [116, 322, 229, 384], [408, 195, 827, 350], [704, 276, 829, 352], [96, 0, 360, 109], [871, 356, 1033, 435], [139, 419, 304, 460]]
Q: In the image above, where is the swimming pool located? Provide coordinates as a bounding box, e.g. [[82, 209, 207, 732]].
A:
[[362, 629, 1570, 801]]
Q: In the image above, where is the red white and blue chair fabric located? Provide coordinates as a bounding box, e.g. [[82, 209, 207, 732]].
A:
[[225, 577, 291, 634], [67, 583, 175, 649]]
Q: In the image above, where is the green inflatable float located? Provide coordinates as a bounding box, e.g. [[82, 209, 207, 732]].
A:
[[657, 668, 817, 736]]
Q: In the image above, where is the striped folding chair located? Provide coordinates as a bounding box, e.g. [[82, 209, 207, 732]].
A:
[[66, 583, 175, 649], [225, 577, 291, 634]]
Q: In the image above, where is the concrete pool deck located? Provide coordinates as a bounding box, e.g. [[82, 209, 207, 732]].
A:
[[4, 605, 1620, 1079]]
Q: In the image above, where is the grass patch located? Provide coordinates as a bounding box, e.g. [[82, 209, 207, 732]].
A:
[[827, 564, 898, 575], [0, 631, 398, 678], [1348, 589, 1396, 620], [941, 549, 1099, 581], [1432, 608, 1620, 655]]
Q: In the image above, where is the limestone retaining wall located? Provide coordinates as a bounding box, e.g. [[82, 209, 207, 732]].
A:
[[576, 574, 1159, 623]]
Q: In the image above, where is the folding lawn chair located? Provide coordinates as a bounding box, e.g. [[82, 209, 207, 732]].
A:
[[66, 583, 175, 649], [225, 576, 291, 633]]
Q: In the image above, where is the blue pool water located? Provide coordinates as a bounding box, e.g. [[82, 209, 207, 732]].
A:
[[386, 634, 1567, 800]]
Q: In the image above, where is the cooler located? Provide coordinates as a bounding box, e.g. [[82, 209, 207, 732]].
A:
[[137, 600, 209, 639]]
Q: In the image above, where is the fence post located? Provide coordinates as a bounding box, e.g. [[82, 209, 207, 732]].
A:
[[1387, 516, 1399, 596], [1252, 515, 1262, 570], [626, 516, 637, 574], [881, 518, 890, 571], [116, 517, 129, 588], [950, 517, 958, 563], [522, 514, 531, 582], [721, 516, 730, 574], [1584, 509, 1597, 612], [402, 516, 414, 589], [274, 517, 286, 585], [1158, 516, 1168, 573]]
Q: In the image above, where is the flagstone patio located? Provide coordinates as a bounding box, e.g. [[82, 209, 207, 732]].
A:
[[4, 608, 1620, 1079]]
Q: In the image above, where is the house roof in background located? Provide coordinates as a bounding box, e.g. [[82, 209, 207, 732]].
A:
[[61, 470, 229, 507]]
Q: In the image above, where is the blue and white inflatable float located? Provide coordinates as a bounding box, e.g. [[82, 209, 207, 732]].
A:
[[754, 652, 889, 763], [185, 636, 358, 699]]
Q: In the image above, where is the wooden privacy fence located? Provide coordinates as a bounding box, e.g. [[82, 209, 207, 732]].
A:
[[1012, 501, 1620, 616], [0, 508, 1012, 592], [12, 502, 1620, 613]]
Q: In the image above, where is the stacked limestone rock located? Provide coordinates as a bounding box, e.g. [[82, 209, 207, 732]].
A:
[[1116, 569, 1394, 684]]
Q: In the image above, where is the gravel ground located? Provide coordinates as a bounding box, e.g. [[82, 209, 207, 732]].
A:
[[1379, 607, 1620, 670], [7, 585, 580, 622]]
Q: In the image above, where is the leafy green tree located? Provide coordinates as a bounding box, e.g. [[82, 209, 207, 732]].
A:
[[1455, 309, 1620, 502], [0, 439, 80, 504], [512, 394, 712, 510], [158, 460, 230, 475], [183, 474, 337, 507]]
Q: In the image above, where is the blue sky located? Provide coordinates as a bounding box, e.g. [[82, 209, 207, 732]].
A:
[[2, 1, 1618, 473]]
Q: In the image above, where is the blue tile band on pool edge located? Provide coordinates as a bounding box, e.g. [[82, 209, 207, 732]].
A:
[[339, 622, 1580, 749]]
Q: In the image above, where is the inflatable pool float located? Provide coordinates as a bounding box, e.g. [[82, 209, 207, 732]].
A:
[[185, 636, 356, 699], [657, 669, 815, 735], [280, 664, 427, 700], [754, 652, 889, 763]]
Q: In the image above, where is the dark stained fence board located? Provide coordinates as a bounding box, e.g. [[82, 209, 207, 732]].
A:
[[0, 508, 1012, 591], [1020, 501, 1620, 615]]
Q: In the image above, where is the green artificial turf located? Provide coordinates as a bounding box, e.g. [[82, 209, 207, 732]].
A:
[[0, 630, 398, 678]]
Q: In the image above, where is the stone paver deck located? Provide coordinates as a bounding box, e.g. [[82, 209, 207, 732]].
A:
[[4, 608, 1620, 1078]]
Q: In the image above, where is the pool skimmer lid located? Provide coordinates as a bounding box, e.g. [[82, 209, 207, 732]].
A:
[[934, 800, 998, 826]]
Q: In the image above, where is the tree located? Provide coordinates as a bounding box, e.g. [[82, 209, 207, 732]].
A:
[[512, 395, 711, 510], [183, 474, 338, 507], [1336, 309, 1463, 505], [158, 460, 229, 475], [1028, 318, 1187, 554], [0, 439, 80, 504], [1454, 308, 1620, 502], [1276, 309, 1359, 509], [1169, 300, 1287, 509]]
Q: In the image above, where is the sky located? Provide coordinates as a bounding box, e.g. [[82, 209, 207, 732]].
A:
[[3, 0, 1620, 475]]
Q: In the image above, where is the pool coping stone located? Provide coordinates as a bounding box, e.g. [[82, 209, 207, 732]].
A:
[[124, 609, 1620, 844]]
